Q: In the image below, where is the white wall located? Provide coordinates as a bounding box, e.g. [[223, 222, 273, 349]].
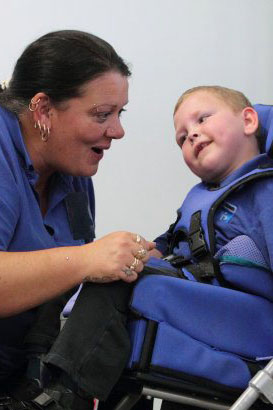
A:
[[1, 0, 273, 241]]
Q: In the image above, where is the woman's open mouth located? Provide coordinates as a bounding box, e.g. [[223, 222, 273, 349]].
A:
[[92, 147, 103, 154], [91, 144, 110, 159], [91, 147, 104, 161]]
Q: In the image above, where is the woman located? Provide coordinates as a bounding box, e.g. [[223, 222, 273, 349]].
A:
[[0, 30, 155, 409]]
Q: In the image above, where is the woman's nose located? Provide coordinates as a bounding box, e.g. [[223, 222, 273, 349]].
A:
[[106, 121, 125, 140]]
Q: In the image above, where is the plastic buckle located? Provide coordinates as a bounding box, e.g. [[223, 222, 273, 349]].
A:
[[189, 229, 207, 258], [164, 254, 190, 268]]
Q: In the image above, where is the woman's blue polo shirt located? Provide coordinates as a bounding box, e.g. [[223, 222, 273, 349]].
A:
[[0, 107, 95, 380]]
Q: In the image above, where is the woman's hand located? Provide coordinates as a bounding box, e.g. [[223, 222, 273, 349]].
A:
[[84, 231, 156, 283], [0, 232, 155, 316]]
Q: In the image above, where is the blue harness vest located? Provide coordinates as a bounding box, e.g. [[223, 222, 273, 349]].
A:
[[127, 105, 273, 391], [170, 163, 273, 290]]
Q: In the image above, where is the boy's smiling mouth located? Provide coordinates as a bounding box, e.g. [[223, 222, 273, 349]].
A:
[[194, 141, 211, 157]]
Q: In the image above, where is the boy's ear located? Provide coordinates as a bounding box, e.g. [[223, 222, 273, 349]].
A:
[[242, 107, 259, 136]]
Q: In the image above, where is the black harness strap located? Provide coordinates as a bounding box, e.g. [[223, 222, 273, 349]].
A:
[[164, 213, 212, 282], [188, 211, 207, 259], [165, 211, 183, 255], [187, 211, 232, 286], [188, 211, 217, 282], [165, 211, 228, 285]]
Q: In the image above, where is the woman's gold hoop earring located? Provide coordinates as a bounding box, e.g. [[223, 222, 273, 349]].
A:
[[34, 120, 50, 142], [41, 124, 50, 142], [34, 120, 41, 131], [29, 98, 41, 112]]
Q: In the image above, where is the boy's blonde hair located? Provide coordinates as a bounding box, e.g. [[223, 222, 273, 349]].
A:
[[174, 85, 252, 116], [174, 85, 264, 152]]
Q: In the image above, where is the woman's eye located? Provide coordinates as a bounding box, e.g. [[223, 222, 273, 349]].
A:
[[95, 108, 126, 123], [96, 112, 111, 122]]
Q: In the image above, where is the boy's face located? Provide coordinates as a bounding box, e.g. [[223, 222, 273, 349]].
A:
[[174, 91, 258, 183]]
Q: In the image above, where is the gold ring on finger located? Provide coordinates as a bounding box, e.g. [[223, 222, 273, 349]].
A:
[[123, 267, 134, 276], [130, 257, 139, 271], [135, 234, 141, 244], [136, 246, 147, 260]]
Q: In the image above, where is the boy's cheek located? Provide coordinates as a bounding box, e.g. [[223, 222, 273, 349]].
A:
[[182, 146, 192, 161]]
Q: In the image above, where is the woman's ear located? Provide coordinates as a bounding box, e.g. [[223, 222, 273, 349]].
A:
[[29, 92, 52, 127], [242, 107, 259, 136]]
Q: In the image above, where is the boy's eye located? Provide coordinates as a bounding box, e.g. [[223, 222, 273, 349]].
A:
[[198, 114, 210, 124], [178, 135, 187, 147]]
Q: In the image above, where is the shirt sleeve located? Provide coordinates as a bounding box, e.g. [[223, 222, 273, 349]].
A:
[[0, 179, 20, 251]]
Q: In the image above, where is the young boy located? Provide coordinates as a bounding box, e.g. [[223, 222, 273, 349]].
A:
[[155, 85, 272, 276], [128, 86, 273, 410], [175, 86, 260, 184]]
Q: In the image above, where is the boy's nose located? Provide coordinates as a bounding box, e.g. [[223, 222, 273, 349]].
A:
[[189, 132, 199, 145]]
